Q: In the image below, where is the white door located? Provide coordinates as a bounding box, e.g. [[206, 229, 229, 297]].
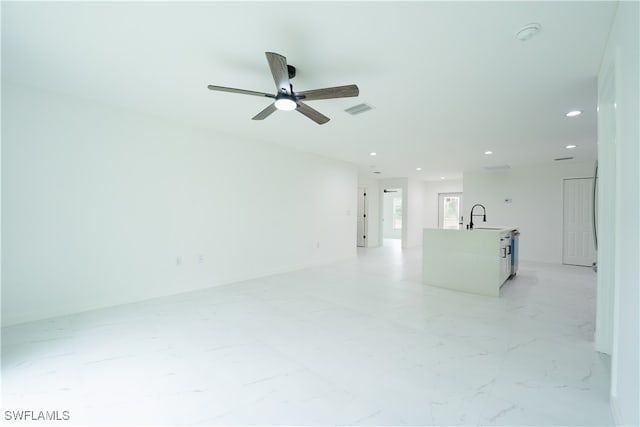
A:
[[356, 187, 367, 247], [438, 193, 463, 229], [563, 178, 596, 266], [594, 58, 617, 355]]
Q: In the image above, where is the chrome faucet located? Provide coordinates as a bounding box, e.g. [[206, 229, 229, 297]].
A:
[[468, 204, 486, 229]]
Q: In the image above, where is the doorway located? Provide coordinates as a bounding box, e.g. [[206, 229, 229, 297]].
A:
[[383, 188, 402, 244], [438, 193, 463, 229], [562, 178, 596, 266]]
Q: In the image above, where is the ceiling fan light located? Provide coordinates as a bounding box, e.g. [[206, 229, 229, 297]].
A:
[[274, 98, 297, 111]]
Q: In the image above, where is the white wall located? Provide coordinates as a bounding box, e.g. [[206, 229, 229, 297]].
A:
[[598, 2, 639, 425], [405, 177, 424, 248], [463, 161, 594, 263], [422, 179, 463, 229], [0, 3, 3, 331], [2, 84, 357, 325], [382, 190, 402, 239]]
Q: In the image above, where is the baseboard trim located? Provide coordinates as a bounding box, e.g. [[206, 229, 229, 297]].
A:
[[1, 253, 357, 327], [610, 394, 623, 426]]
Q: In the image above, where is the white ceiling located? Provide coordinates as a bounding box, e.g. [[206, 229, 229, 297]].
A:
[[3, 1, 617, 181]]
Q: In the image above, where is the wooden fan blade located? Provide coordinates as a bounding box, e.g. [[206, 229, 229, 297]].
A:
[[296, 102, 330, 125], [265, 52, 291, 95], [207, 85, 275, 98], [296, 84, 359, 101], [252, 103, 278, 120]]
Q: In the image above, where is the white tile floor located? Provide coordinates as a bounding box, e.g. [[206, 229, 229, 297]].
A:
[[2, 240, 613, 426]]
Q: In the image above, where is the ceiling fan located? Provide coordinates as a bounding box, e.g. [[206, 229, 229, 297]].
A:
[[207, 52, 359, 125]]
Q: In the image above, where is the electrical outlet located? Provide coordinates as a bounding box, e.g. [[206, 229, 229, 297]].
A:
[[198, 254, 204, 264], [316, 241, 320, 249], [176, 256, 182, 266]]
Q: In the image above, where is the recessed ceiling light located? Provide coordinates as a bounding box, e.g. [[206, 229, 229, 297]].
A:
[[370, 152, 377, 156], [484, 151, 493, 155], [416, 167, 422, 171], [440, 176, 445, 180], [566, 110, 582, 117], [516, 23, 542, 41], [565, 144, 577, 149]]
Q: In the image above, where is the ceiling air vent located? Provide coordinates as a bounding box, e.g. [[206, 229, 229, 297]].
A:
[[554, 156, 574, 161], [484, 165, 511, 171], [345, 103, 373, 115]]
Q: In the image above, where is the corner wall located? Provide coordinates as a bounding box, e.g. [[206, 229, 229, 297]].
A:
[[405, 177, 424, 248], [463, 161, 594, 263], [2, 84, 358, 325]]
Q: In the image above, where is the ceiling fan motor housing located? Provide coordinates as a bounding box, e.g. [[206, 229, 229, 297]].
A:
[[287, 65, 296, 79]]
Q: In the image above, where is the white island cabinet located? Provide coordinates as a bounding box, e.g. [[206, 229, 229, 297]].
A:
[[422, 227, 518, 297]]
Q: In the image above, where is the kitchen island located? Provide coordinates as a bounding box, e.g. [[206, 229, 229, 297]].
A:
[[422, 227, 519, 297]]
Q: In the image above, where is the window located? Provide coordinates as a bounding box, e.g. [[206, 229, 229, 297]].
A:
[[438, 192, 463, 229], [393, 198, 402, 229], [442, 196, 460, 229]]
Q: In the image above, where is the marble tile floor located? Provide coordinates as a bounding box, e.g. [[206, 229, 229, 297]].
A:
[[2, 241, 613, 426]]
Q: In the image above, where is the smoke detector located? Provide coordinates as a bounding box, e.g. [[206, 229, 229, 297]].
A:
[[516, 23, 541, 41]]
